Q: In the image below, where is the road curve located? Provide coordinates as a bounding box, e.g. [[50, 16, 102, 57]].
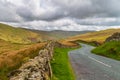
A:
[[69, 43, 120, 80]]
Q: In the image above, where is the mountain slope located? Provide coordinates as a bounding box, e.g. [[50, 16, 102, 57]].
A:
[[30, 30, 94, 40], [68, 29, 120, 44], [0, 23, 41, 44]]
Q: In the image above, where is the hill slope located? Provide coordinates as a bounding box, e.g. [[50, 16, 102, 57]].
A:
[[92, 41, 120, 60], [0, 23, 41, 44], [68, 29, 120, 44], [92, 32, 120, 60]]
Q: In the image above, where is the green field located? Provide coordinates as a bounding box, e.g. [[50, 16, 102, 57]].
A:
[[51, 47, 76, 80], [92, 41, 120, 60]]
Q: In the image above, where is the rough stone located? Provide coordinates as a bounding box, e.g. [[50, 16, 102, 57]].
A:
[[9, 41, 54, 80], [105, 32, 120, 42]]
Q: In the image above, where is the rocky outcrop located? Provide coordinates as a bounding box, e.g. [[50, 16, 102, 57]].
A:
[[105, 32, 120, 42], [8, 41, 54, 80]]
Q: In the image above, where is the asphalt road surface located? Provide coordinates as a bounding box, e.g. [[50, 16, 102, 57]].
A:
[[69, 43, 120, 80]]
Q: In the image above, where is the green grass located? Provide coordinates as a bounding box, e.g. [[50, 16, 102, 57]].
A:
[[51, 47, 76, 80], [92, 41, 120, 60]]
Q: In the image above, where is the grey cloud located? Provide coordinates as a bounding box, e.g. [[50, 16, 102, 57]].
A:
[[0, 0, 22, 22], [52, 0, 120, 19], [1, 0, 120, 21], [6, 19, 120, 31]]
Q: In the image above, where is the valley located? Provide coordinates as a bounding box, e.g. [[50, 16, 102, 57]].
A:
[[0, 23, 120, 80]]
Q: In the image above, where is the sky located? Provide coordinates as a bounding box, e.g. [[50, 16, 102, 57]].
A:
[[0, 0, 120, 31]]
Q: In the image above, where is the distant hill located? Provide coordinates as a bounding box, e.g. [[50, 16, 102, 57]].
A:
[[68, 29, 120, 44], [0, 23, 94, 45], [30, 29, 94, 40], [0, 23, 41, 44]]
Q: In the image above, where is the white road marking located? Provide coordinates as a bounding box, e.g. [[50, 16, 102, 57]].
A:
[[88, 56, 112, 68]]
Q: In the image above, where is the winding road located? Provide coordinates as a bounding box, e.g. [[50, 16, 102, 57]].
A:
[[69, 43, 120, 80]]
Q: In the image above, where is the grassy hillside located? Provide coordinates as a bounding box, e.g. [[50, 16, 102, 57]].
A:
[[0, 39, 30, 54], [0, 23, 41, 44], [0, 23, 47, 80], [30, 29, 94, 40], [69, 29, 120, 44], [92, 41, 120, 60]]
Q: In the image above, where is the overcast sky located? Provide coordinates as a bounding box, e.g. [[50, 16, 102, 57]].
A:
[[0, 0, 120, 31]]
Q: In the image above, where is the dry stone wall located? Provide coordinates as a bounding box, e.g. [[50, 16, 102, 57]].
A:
[[9, 41, 54, 80]]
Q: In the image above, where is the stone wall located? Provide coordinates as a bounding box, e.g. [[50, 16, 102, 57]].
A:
[[8, 41, 54, 80]]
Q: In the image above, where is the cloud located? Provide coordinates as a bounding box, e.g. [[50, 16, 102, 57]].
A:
[[0, 0, 23, 22], [6, 18, 120, 31], [1, 0, 120, 21], [0, 0, 120, 30]]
